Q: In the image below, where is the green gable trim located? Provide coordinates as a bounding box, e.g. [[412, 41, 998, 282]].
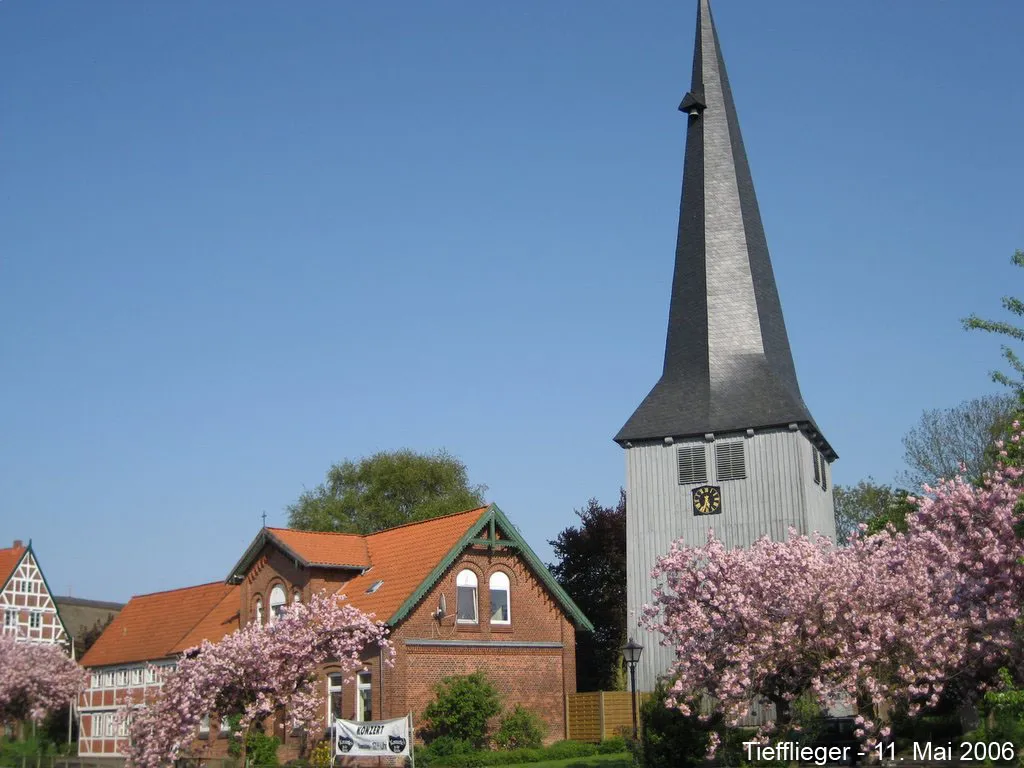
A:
[[387, 504, 594, 632], [469, 538, 520, 549]]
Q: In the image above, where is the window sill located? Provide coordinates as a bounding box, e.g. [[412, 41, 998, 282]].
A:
[[490, 624, 513, 633]]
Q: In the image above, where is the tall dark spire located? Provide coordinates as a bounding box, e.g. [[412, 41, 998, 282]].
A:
[[616, 0, 833, 458]]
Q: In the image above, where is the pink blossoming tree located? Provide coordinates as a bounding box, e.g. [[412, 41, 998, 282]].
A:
[[644, 452, 1024, 750], [0, 634, 87, 726], [121, 592, 391, 768]]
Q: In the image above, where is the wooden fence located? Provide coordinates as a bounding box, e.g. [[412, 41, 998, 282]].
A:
[[565, 691, 651, 743]]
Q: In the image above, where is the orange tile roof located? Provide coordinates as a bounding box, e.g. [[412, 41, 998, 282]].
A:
[[335, 507, 489, 621], [0, 545, 27, 588], [80, 582, 235, 667], [171, 585, 241, 654], [266, 528, 370, 568], [80, 505, 557, 666]]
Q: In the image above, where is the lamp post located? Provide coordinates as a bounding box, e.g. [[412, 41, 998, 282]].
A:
[[622, 637, 643, 739]]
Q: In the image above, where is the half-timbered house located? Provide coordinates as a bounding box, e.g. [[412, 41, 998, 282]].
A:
[[0, 540, 69, 645]]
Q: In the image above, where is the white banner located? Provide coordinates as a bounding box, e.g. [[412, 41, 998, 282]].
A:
[[334, 715, 412, 757]]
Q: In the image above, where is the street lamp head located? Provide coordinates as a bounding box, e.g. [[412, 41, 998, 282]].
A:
[[622, 637, 643, 667]]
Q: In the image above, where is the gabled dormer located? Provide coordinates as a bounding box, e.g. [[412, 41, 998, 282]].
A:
[[227, 527, 371, 625]]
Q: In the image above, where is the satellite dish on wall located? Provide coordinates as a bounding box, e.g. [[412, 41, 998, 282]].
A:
[[435, 594, 447, 620]]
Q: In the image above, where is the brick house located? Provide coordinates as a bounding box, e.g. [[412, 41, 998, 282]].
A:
[[78, 504, 592, 761], [0, 540, 69, 646]]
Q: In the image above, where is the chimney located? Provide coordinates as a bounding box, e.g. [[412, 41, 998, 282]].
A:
[[13, 540, 23, 549]]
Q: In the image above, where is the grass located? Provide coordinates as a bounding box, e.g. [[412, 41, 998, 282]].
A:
[[495, 753, 631, 768]]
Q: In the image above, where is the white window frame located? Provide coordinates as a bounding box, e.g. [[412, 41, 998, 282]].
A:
[[105, 712, 116, 737], [103, 671, 114, 688], [326, 673, 343, 727], [3, 609, 15, 629], [489, 572, 511, 625], [356, 671, 372, 722], [456, 570, 478, 624], [269, 585, 286, 622], [130, 668, 143, 686], [115, 669, 128, 686], [144, 666, 156, 684], [90, 672, 101, 689], [254, 599, 264, 626], [29, 611, 41, 629], [199, 714, 211, 737]]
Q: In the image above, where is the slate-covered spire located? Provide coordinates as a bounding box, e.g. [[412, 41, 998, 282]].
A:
[[616, 0, 833, 458]]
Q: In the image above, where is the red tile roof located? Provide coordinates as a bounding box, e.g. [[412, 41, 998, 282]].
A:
[[171, 585, 240, 654], [0, 545, 27, 588], [266, 528, 370, 568], [336, 507, 488, 620], [80, 582, 236, 667], [81, 504, 588, 667]]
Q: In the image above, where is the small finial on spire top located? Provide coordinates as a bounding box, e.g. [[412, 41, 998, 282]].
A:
[[261, 511, 267, 528]]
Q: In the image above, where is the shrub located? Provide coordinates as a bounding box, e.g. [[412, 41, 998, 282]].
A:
[[308, 740, 333, 768], [413, 744, 432, 768], [422, 672, 501, 749], [246, 731, 281, 767], [431, 752, 487, 768], [544, 740, 598, 760], [426, 736, 474, 758], [599, 735, 628, 753], [494, 705, 547, 750], [635, 681, 711, 768]]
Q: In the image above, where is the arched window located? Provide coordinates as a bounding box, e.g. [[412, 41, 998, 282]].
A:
[[456, 570, 478, 623], [254, 598, 264, 626], [489, 572, 510, 624], [269, 585, 287, 621]]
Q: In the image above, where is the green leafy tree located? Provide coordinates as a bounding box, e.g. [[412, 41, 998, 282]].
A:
[[287, 449, 486, 534], [421, 672, 502, 749], [900, 394, 1018, 489], [833, 479, 903, 545], [548, 490, 626, 692], [863, 489, 917, 537], [963, 249, 1024, 392]]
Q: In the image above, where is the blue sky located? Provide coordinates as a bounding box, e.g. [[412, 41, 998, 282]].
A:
[[2, 1, 1022, 603]]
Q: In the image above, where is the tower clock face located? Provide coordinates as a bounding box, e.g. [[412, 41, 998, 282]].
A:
[[692, 485, 722, 516]]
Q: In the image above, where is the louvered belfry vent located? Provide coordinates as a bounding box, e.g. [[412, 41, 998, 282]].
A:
[[715, 441, 746, 481], [677, 445, 708, 485]]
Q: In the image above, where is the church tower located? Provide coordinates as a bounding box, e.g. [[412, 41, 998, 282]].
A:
[[616, 0, 837, 691]]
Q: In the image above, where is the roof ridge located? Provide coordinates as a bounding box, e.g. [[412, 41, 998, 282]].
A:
[[269, 506, 490, 541], [128, 580, 227, 600], [365, 505, 490, 537], [266, 526, 363, 538]]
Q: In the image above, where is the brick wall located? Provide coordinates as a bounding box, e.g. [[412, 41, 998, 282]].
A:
[[387, 546, 577, 743], [82, 533, 582, 761]]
